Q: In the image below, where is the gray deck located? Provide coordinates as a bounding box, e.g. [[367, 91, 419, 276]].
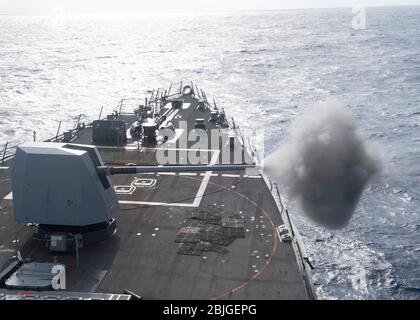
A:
[[0, 91, 312, 300]]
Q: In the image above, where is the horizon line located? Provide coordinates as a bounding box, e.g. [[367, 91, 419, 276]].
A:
[[0, 4, 419, 17]]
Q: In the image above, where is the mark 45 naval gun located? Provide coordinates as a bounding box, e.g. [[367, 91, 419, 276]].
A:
[[12, 142, 253, 252]]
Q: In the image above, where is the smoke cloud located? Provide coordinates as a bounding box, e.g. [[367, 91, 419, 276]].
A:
[[265, 100, 380, 229]]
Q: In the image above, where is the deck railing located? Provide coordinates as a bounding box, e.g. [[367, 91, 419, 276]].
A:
[[0, 82, 184, 163], [1, 142, 17, 163], [0, 115, 92, 163]]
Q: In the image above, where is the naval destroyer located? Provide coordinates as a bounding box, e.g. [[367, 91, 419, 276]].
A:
[[0, 82, 315, 300]]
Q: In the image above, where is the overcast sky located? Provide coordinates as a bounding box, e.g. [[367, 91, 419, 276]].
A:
[[1, 0, 419, 15]]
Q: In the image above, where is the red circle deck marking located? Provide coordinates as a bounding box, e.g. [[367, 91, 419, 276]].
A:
[[184, 176, 279, 300]]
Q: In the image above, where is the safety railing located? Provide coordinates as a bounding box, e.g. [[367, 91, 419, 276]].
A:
[[1, 115, 93, 163], [1, 142, 17, 163]]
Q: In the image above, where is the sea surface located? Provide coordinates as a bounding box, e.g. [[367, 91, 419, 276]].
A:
[[0, 6, 419, 299]]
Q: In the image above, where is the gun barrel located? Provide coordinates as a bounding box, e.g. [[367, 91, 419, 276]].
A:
[[98, 164, 254, 176]]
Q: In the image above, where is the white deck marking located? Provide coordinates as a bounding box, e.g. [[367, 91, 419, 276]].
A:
[[0, 167, 9, 170], [132, 178, 156, 188], [114, 185, 136, 195], [158, 172, 176, 176], [101, 145, 257, 207], [192, 150, 220, 207], [200, 173, 219, 177], [221, 174, 241, 178], [3, 192, 13, 200], [119, 200, 196, 207], [118, 149, 220, 208]]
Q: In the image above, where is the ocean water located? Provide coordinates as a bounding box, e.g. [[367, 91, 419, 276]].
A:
[[0, 7, 419, 299]]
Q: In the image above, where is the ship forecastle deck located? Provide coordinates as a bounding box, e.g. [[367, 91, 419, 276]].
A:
[[0, 85, 314, 300]]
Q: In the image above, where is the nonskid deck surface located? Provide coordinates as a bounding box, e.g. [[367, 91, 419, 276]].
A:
[[0, 91, 310, 299]]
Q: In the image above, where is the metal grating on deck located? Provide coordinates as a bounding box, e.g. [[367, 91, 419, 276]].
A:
[[176, 205, 245, 256]]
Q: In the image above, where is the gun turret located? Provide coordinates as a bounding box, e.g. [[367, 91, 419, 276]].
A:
[[11, 142, 254, 252]]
